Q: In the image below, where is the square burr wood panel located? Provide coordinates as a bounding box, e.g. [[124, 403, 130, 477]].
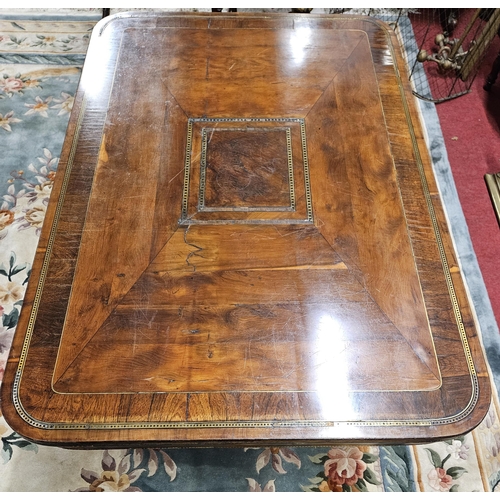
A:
[[201, 126, 292, 209], [1, 12, 491, 447]]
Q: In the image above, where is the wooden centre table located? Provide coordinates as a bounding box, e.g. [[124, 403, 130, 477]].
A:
[[1, 12, 491, 447]]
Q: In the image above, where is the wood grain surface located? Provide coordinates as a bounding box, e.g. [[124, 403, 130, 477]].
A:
[[1, 12, 491, 447]]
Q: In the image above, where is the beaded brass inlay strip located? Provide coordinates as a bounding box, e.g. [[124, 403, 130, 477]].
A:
[[384, 19, 480, 426], [181, 117, 312, 224], [180, 119, 193, 221], [286, 127, 296, 211], [300, 120, 313, 222], [198, 127, 208, 210]]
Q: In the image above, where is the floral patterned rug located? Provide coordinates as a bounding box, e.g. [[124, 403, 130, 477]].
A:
[[1, 11, 500, 492]]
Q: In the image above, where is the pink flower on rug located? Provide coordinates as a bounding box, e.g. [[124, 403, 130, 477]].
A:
[[324, 447, 367, 488], [0, 77, 24, 94], [428, 467, 453, 492]]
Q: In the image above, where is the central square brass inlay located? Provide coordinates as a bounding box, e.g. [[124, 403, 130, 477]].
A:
[[181, 117, 313, 224], [200, 128, 293, 211]]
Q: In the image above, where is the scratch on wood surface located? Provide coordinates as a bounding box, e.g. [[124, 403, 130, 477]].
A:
[[184, 225, 204, 272], [207, 127, 216, 144], [245, 339, 255, 380], [315, 216, 325, 229], [168, 167, 184, 184], [143, 376, 176, 383], [272, 226, 308, 238], [245, 263, 347, 271]]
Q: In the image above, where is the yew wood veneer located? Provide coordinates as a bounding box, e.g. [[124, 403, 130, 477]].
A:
[[1, 12, 491, 447]]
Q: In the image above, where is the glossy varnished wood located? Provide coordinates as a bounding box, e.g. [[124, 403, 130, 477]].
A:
[[1, 12, 491, 447]]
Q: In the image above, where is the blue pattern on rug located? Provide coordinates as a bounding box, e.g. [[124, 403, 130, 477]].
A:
[[379, 446, 416, 492], [0, 71, 81, 196]]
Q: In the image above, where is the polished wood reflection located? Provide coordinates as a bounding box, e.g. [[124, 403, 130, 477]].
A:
[[1, 12, 491, 447]]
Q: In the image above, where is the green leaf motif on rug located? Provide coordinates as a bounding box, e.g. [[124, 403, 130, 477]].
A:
[[1, 306, 19, 329], [9, 22, 26, 31], [1, 432, 38, 464]]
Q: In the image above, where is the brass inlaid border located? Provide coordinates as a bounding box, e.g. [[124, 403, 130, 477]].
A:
[[9, 17, 483, 433], [12, 95, 88, 429], [300, 120, 313, 221], [381, 19, 480, 424], [180, 117, 313, 224], [198, 127, 208, 210], [180, 119, 193, 221], [286, 127, 296, 211]]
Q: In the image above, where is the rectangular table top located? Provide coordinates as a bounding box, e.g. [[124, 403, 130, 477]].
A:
[[1, 12, 491, 447]]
